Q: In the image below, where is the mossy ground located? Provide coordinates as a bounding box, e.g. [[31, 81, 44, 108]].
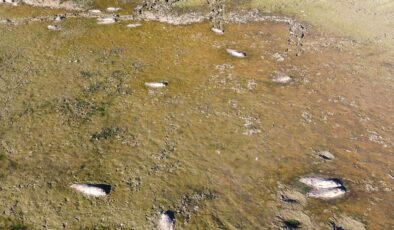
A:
[[1, 2, 393, 229]]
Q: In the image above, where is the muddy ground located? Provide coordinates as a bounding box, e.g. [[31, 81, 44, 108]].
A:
[[0, 1, 393, 229]]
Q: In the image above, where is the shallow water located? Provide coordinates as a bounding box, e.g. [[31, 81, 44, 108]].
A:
[[0, 6, 393, 229]]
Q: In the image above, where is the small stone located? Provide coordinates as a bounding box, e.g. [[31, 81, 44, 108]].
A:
[[272, 72, 292, 84], [145, 81, 168, 89], [318, 150, 335, 160], [70, 184, 111, 197], [107, 7, 121, 12], [47, 25, 62, 31], [226, 49, 247, 58], [88, 9, 101, 14], [97, 17, 117, 25], [211, 27, 224, 35], [54, 14, 66, 22], [127, 23, 142, 28]]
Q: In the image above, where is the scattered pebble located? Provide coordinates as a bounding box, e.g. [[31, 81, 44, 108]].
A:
[[97, 17, 117, 25], [226, 48, 247, 58], [107, 7, 121, 12], [211, 27, 224, 35], [47, 25, 62, 31], [145, 81, 168, 89], [301, 111, 312, 123], [247, 80, 257, 90], [157, 210, 175, 230], [88, 9, 101, 14], [70, 184, 111, 197], [317, 150, 335, 160], [127, 23, 142, 28], [300, 177, 346, 199], [272, 72, 292, 84], [272, 53, 285, 62]]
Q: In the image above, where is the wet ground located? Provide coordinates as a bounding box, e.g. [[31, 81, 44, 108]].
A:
[[0, 4, 393, 229]]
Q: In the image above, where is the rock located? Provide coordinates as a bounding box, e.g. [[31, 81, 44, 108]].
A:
[[0, 18, 12, 24], [277, 210, 313, 230], [279, 189, 307, 207], [211, 27, 224, 35], [157, 210, 175, 230], [127, 23, 142, 28], [308, 187, 346, 199], [97, 17, 117, 25], [226, 48, 247, 58], [331, 215, 366, 230], [300, 177, 342, 189], [300, 177, 347, 199], [88, 9, 101, 14], [70, 184, 111, 197], [272, 72, 292, 84], [317, 150, 335, 160], [107, 7, 121, 12], [54, 14, 65, 22], [145, 81, 168, 89], [47, 25, 62, 31]]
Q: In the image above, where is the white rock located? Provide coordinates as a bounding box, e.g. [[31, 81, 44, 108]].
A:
[[272, 72, 292, 84], [54, 15, 65, 22], [145, 81, 168, 89], [97, 17, 117, 25], [107, 7, 121, 12], [211, 27, 224, 35], [70, 184, 110, 197], [226, 48, 247, 58], [308, 187, 346, 199], [89, 9, 101, 14], [157, 211, 175, 230], [300, 177, 347, 199], [318, 150, 335, 160], [47, 25, 62, 31], [127, 23, 142, 28], [300, 177, 343, 189]]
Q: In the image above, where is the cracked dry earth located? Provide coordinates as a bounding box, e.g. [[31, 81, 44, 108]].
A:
[[0, 4, 393, 230]]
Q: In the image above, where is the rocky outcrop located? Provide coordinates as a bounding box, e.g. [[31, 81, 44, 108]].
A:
[[208, 0, 225, 31], [1, 0, 81, 10]]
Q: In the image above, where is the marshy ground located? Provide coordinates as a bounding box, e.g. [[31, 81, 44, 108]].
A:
[[0, 1, 393, 229]]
